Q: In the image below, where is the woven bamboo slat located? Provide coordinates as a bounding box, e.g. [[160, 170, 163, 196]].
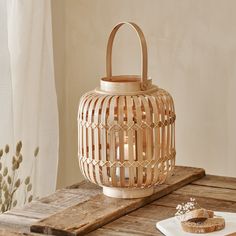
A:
[[78, 22, 176, 198]]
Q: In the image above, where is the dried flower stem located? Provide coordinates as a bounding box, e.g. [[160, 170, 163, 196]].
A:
[[0, 141, 39, 213]]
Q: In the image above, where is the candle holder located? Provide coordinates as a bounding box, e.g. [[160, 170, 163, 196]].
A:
[[78, 22, 176, 198]]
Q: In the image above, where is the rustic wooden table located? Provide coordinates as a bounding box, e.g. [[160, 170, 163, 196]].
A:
[[0, 166, 236, 236]]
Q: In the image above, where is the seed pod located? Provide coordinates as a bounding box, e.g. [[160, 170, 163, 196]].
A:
[[3, 167, 8, 177], [5, 145, 9, 154], [12, 162, 17, 171], [7, 176, 11, 185], [0, 174, 2, 182], [2, 182, 7, 192], [12, 156, 16, 165], [4, 190, 9, 199], [12, 161, 19, 170], [27, 183, 32, 192], [16, 162, 19, 169], [34, 147, 39, 157], [28, 195, 33, 203], [0, 149, 3, 157], [24, 176, 30, 185], [12, 200, 17, 207], [18, 154, 23, 163], [16, 141, 22, 155], [0, 162, 2, 171], [14, 179, 21, 188]]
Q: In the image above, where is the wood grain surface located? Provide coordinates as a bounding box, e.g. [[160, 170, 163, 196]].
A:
[[2, 167, 236, 236], [30, 166, 204, 236], [192, 174, 236, 190], [89, 174, 236, 236]]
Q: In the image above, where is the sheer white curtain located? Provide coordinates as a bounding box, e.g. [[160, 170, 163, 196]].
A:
[[0, 0, 58, 199]]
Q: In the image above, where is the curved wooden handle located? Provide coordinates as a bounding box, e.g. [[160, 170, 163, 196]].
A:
[[106, 22, 148, 90]]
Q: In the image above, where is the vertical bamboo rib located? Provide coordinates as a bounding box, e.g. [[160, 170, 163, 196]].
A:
[[148, 96, 159, 185], [78, 94, 90, 177], [94, 96, 105, 185], [159, 94, 165, 181], [109, 96, 118, 186], [126, 96, 134, 186], [133, 96, 143, 187], [165, 97, 170, 179], [87, 96, 99, 184], [171, 95, 176, 168], [118, 96, 125, 186], [82, 95, 95, 182], [100, 96, 111, 185], [170, 95, 176, 151], [140, 96, 152, 186], [166, 94, 172, 172], [156, 95, 162, 184]]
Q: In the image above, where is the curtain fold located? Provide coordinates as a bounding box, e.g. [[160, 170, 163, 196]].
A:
[[0, 0, 58, 200]]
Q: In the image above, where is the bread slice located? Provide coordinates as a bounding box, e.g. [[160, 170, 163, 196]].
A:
[[181, 217, 225, 234], [182, 209, 214, 222]]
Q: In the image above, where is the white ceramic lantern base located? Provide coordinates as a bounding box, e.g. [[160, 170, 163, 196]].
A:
[[103, 186, 154, 199]]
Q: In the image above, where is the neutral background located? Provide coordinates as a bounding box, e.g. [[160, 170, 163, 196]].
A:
[[52, 0, 236, 188]]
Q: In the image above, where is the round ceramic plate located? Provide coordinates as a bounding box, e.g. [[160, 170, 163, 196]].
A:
[[156, 211, 236, 236]]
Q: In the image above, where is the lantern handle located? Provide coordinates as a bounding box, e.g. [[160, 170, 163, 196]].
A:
[[106, 22, 148, 90]]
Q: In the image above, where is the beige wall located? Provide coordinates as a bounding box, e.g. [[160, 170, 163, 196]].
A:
[[52, 0, 236, 188]]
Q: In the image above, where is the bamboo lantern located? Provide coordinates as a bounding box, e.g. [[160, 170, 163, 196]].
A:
[[78, 22, 176, 198]]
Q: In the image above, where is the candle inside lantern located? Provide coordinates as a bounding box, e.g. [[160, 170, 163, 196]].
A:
[[116, 144, 131, 179]]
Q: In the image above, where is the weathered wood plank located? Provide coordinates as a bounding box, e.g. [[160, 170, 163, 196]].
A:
[[8, 202, 62, 220], [0, 212, 38, 228], [103, 215, 162, 236], [82, 183, 236, 236], [88, 228, 146, 236], [0, 213, 45, 235], [0, 229, 34, 236], [90, 205, 174, 236], [192, 175, 236, 190], [30, 166, 204, 236], [0, 182, 101, 224], [0, 228, 44, 236], [174, 184, 236, 202], [65, 180, 101, 191], [164, 166, 204, 186], [128, 204, 176, 220], [92, 188, 236, 236], [0, 229, 43, 236], [102, 205, 176, 236], [39, 183, 101, 208], [0, 182, 101, 236], [153, 193, 236, 212]]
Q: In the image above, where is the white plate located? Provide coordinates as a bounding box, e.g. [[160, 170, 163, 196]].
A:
[[156, 212, 236, 236]]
